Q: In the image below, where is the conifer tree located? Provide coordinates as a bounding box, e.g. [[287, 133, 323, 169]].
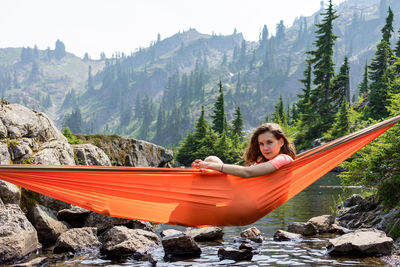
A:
[[365, 7, 394, 120], [358, 63, 369, 97], [211, 81, 227, 134], [272, 95, 287, 126], [306, 0, 338, 137], [296, 59, 312, 115], [231, 104, 244, 140], [332, 57, 350, 111], [325, 100, 349, 140]]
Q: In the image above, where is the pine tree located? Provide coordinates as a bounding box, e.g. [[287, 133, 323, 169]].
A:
[[365, 7, 394, 120], [306, 0, 338, 137], [87, 65, 94, 92], [358, 62, 369, 97], [296, 59, 312, 115], [272, 95, 287, 126], [211, 81, 227, 134], [332, 57, 350, 111], [325, 100, 349, 140], [231, 104, 244, 140], [54, 39, 66, 60]]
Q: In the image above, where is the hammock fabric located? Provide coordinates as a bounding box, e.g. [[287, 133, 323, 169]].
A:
[[0, 115, 399, 227]]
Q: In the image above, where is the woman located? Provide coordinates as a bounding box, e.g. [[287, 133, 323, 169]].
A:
[[192, 123, 296, 177]]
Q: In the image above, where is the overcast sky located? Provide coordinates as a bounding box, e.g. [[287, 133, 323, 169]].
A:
[[1, 0, 343, 59]]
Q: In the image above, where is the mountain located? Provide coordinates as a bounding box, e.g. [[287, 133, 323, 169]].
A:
[[1, 0, 399, 147]]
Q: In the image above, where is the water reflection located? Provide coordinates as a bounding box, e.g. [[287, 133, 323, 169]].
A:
[[38, 173, 386, 266]]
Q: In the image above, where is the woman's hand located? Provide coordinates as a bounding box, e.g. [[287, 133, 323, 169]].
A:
[[191, 156, 223, 171]]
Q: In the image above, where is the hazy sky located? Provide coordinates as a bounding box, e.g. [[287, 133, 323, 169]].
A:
[[1, 0, 343, 59]]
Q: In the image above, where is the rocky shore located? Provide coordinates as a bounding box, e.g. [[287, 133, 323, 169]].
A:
[[1, 103, 400, 266]]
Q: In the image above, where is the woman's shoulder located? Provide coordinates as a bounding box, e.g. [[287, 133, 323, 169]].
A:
[[269, 154, 294, 169]]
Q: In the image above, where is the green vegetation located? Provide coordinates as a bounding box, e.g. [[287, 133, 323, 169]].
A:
[[62, 126, 82, 144]]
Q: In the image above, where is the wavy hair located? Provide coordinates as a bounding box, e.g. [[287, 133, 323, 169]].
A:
[[243, 123, 296, 166]]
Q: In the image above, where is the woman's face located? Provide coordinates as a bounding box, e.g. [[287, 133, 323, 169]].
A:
[[258, 131, 284, 160]]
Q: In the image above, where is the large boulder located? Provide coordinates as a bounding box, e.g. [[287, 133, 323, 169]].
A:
[[0, 104, 66, 142], [101, 226, 160, 258], [0, 180, 20, 204], [28, 204, 69, 245], [72, 144, 111, 166], [57, 206, 91, 228], [53, 227, 101, 254], [327, 228, 393, 256], [162, 233, 201, 260], [32, 141, 75, 165], [184, 227, 224, 241], [75, 135, 173, 167], [0, 204, 40, 263]]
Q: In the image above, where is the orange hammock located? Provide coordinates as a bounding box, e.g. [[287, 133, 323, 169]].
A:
[[0, 115, 399, 227]]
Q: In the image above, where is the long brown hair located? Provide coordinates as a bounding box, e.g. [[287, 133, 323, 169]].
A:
[[243, 123, 296, 166]]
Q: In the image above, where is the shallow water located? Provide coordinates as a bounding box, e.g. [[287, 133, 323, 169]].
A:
[[33, 173, 388, 266]]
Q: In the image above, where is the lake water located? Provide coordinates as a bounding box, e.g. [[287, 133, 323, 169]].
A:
[[38, 173, 388, 266]]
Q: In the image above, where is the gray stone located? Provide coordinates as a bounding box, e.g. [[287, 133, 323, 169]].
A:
[[57, 206, 91, 227], [37, 194, 72, 212], [162, 233, 201, 260], [287, 222, 317, 236], [342, 194, 363, 208], [0, 104, 66, 142], [329, 223, 351, 234], [327, 228, 393, 256], [10, 257, 48, 267], [83, 212, 133, 232], [240, 226, 263, 243], [0, 204, 40, 263], [0, 120, 7, 138], [308, 215, 335, 233], [32, 141, 75, 165], [0, 180, 20, 204], [0, 141, 10, 164], [377, 208, 400, 233], [72, 144, 111, 166], [160, 229, 183, 238], [184, 227, 224, 241], [217, 247, 253, 261], [54, 227, 101, 254], [273, 230, 302, 241], [9, 140, 32, 162], [28, 204, 69, 245], [101, 226, 160, 258]]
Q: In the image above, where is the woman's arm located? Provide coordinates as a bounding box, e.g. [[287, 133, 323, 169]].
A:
[[192, 159, 277, 178]]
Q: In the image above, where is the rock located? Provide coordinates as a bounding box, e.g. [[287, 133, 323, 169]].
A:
[[217, 247, 253, 261], [76, 135, 173, 167], [184, 227, 224, 241], [0, 120, 7, 138], [83, 212, 135, 232], [37, 194, 72, 212], [287, 222, 317, 236], [28, 204, 69, 245], [0, 141, 10, 164], [0, 180, 20, 204], [240, 226, 263, 243], [160, 229, 183, 238], [32, 141, 75, 165], [9, 140, 32, 163], [273, 230, 302, 241], [0, 204, 40, 263], [239, 243, 255, 251], [130, 220, 155, 232], [101, 226, 160, 258], [327, 228, 393, 256], [329, 223, 351, 234], [377, 208, 400, 233], [10, 257, 48, 267], [342, 194, 363, 208], [53, 227, 101, 254], [0, 104, 66, 142], [308, 215, 335, 233], [162, 233, 201, 260], [72, 144, 111, 166], [57, 206, 91, 228]]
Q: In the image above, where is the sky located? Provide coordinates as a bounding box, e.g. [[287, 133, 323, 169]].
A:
[[1, 0, 343, 59]]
